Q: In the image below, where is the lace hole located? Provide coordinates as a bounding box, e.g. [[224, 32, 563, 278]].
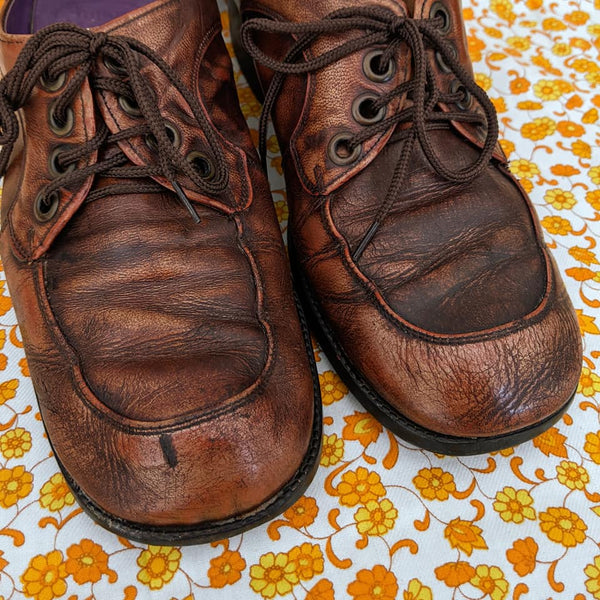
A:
[[34, 190, 60, 222], [352, 94, 387, 126], [187, 151, 216, 180], [48, 146, 76, 178], [450, 80, 472, 110], [103, 55, 127, 75], [40, 70, 66, 93], [118, 95, 142, 117], [431, 1, 452, 34], [145, 123, 181, 152], [48, 102, 74, 137], [328, 134, 362, 166], [435, 45, 457, 74], [363, 50, 395, 83]]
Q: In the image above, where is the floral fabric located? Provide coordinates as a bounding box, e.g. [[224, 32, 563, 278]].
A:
[[0, 0, 599, 598]]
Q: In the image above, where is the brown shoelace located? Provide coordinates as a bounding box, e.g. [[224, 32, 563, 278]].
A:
[[241, 6, 499, 259], [0, 24, 229, 223]]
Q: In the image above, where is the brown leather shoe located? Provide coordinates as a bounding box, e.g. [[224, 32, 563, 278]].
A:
[[0, 0, 321, 543], [229, 0, 582, 455]]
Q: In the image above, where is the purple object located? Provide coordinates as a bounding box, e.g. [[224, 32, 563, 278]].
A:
[[5, 0, 152, 34]]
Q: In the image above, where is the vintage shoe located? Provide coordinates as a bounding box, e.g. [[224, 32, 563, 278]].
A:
[[0, 0, 321, 543], [229, 0, 582, 454]]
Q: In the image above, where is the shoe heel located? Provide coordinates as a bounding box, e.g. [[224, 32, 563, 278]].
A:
[[227, 0, 265, 103]]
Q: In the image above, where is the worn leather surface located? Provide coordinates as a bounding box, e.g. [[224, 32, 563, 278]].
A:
[[240, 0, 582, 437], [0, 0, 316, 526]]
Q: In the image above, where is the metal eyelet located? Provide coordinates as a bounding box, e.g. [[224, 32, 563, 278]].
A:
[[103, 54, 127, 75], [145, 122, 181, 152], [363, 50, 396, 83], [118, 95, 142, 117], [450, 80, 472, 110], [48, 146, 76, 178], [328, 133, 362, 166], [48, 102, 74, 137], [431, 1, 452, 34], [187, 151, 216, 180], [435, 44, 458, 74], [34, 190, 60, 222], [40, 70, 66, 93], [352, 94, 387, 126]]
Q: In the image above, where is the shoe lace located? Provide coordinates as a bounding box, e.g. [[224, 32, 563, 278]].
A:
[[241, 6, 499, 259], [0, 23, 229, 224]]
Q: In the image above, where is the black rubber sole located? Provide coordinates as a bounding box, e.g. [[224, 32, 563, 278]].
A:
[[46, 293, 322, 545], [227, 6, 576, 455]]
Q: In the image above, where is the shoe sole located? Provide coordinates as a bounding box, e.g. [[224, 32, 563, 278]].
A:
[[227, 2, 576, 455], [44, 293, 322, 545]]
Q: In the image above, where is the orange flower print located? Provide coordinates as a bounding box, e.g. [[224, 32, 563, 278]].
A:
[[499, 139, 515, 158], [565, 10, 589, 25], [589, 166, 600, 185], [435, 562, 476, 587], [288, 543, 324, 581], [306, 579, 335, 600], [552, 42, 572, 56], [474, 73, 492, 91], [207, 550, 245, 588], [585, 556, 600, 600], [320, 434, 344, 467], [413, 467, 456, 501], [274, 199, 289, 224], [521, 117, 556, 140], [470, 565, 509, 600], [556, 461, 589, 490], [0, 427, 32, 459], [136, 546, 181, 590], [0, 379, 18, 405], [550, 164, 580, 177], [0, 465, 33, 508], [65, 539, 116, 585], [506, 537, 538, 576], [250, 552, 298, 599], [444, 518, 488, 555], [584, 431, 600, 464], [542, 17, 567, 31], [354, 498, 398, 536], [336, 467, 386, 507], [0, 550, 7, 572], [284, 496, 319, 528], [490, 0, 515, 23], [573, 140, 592, 159], [21, 550, 68, 600], [348, 565, 398, 600], [39, 473, 75, 512], [533, 427, 567, 457], [541, 216, 572, 236], [539, 507, 587, 547], [509, 77, 530, 95], [557, 120, 585, 137], [403, 578, 433, 600], [493, 487, 535, 523], [467, 34, 485, 62], [544, 189, 576, 210], [343, 412, 382, 447], [319, 371, 348, 405]]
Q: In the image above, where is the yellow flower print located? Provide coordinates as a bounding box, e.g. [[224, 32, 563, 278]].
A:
[[413, 467, 456, 501], [557, 120, 585, 138], [39, 473, 75, 512], [499, 139, 515, 158], [284, 496, 319, 528], [509, 76, 530, 95], [470, 565, 509, 600], [506, 537, 538, 576], [541, 216, 572, 236], [137, 546, 181, 590], [288, 543, 324, 581], [474, 73, 492, 91], [348, 565, 398, 600], [343, 412, 382, 447], [490, 0, 515, 23], [552, 42, 571, 56], [587, 190, 600, 210], [0, 428, 32, 459], [319, 371, 348, 405], [572, 140, 591, 159], [65, 539, 115, 585], [0, 379, 18, 405], [207, 550, 245, 588], [444, 518, 488, 555], [539, 507, 587, 547], [237, 86, 261, 119], [533, 427, 567, 457], [403, 579, 432, 600], [484, 27, 503, 39], [585, 556, 600, 600], [354, 498, 398, 536], [506, 36, 530, 51], [584, 431, 600, 464], [556, 461, 589, 490], [337, 467, 386, 507], [320, 434, 344, 467], [493, 487, 535, 523], [578, 367, 600, 397], [521, 117, 556, 140], [0, 465, 33, 508], [589, 166, 600, 185], [21, 550, 68, 600], [274, 199, 288, 224], [533, 79, 564, 101], [250, 552, 298, 599], [509, 159, 540, 179], [435, 561, 476, 587], [544, 189, 576, 210]]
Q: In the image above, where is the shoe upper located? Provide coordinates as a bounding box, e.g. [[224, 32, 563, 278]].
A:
[[0, 0, 317, 527], [239, 0, 582, 438]]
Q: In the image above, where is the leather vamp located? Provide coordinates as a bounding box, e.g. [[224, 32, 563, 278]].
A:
[[330, 128, 547, 335], [44, 193, 269, 422]]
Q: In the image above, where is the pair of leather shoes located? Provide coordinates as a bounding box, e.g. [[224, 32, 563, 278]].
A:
[[0, 0, 581, 544]]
